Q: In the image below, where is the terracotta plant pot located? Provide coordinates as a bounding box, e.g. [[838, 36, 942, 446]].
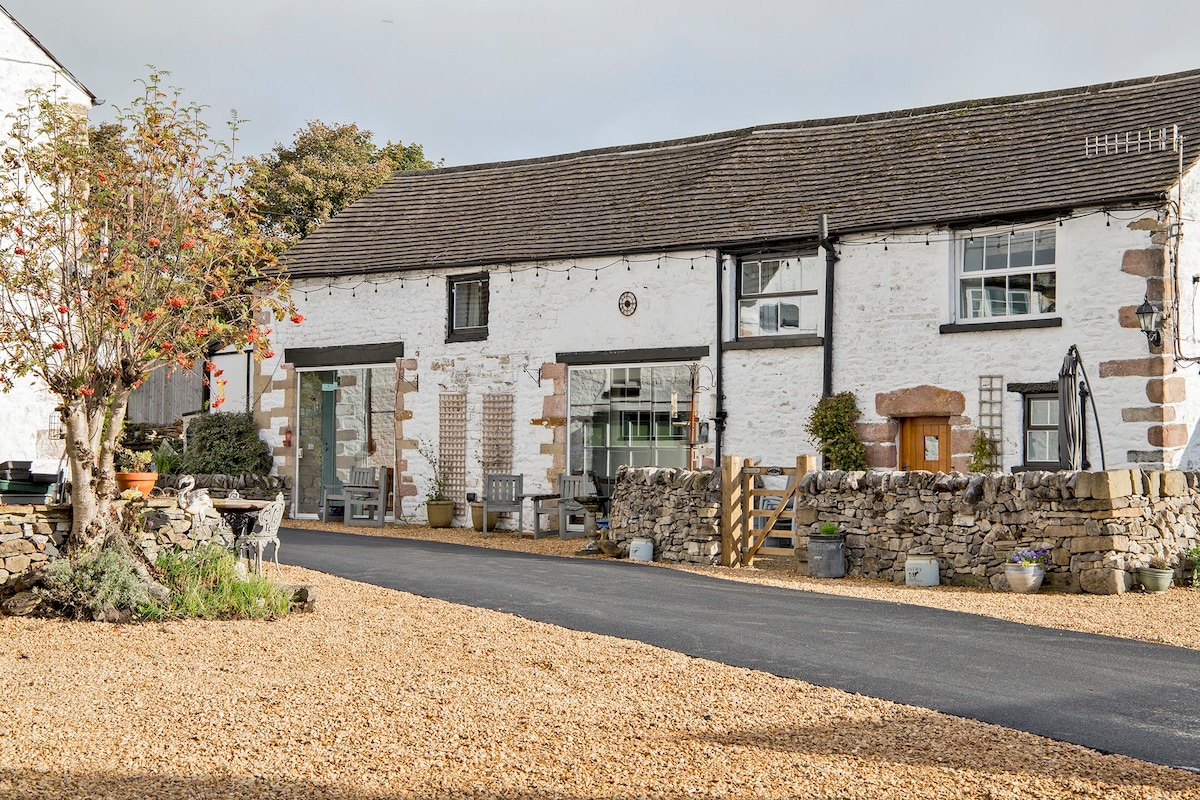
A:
[[1004, 564, 1044, 594], [426, 499, 454, 528], [115, 471, 158, 496]]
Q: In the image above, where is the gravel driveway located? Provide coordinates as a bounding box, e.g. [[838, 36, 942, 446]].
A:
[[1, 522, 1198, 799]]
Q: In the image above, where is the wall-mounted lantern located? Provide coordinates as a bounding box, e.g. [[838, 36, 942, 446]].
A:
[[1135, 298, 1163, 348]]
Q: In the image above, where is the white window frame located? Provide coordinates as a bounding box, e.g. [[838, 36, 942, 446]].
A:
[[955, 226, 1057, 322], [735, 251, 822, 339]]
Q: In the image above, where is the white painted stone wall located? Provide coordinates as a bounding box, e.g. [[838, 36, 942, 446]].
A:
[[0, 12, 91, 464], [1173, 162, 1200, 469], [828, 211, 1171, 468], [265, 201, 1199, 520], [266, 251, 719, 521]]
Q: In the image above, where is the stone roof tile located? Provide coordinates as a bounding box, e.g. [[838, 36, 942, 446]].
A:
[[285, 69, 1200, 278]]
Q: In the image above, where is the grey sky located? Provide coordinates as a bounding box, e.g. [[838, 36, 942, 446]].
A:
[[5, 1, 1200, 167]]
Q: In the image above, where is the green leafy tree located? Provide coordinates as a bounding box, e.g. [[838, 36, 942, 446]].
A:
[[0, 71, 295, 552], [805, 392, 868, 471], [246, 120, 437, 244]]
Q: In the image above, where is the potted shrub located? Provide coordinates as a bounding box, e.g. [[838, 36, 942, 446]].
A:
[[114, 446, 157, 496], [808, 520, 846, 579], [418, 443, 454, 528], [1138, 556, 1174, 594], [1004, 548, 1049, 594]]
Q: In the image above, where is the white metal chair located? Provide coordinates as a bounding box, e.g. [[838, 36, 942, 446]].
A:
[[320, 466, 376, 522], [557, 474, 589, 539], [240, 493, 285, 577], [481, 473, 523, 537]]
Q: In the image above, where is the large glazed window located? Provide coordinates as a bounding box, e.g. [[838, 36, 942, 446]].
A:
[[958, 228, 1056, 320], [737, 253, 822, 338], [568, 364, 694, 480], [295, 366, 396, 516]]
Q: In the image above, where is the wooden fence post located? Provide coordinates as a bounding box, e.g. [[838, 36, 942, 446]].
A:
[[720, 454, 740, 567], [796, 454, 817, 480]]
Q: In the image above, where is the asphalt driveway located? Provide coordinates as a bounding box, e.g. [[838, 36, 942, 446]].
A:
[[279, 527, 1200, 773]]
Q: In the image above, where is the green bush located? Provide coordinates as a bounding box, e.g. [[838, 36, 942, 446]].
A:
[[41, 547, 162, 621], [152, 544, 291, 619], [180, 411, 273, 475], [805, 392, 868, 471]]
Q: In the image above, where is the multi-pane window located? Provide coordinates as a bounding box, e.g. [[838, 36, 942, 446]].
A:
[[1024, 393, 1060, 468], [448, 273, 488, 340], [959, 228, 1056, 320], [737, 253, 821, 337]]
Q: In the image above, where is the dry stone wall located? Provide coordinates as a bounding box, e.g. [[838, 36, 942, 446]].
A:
[[608, 466, 722, 565], [0, 497, 247, 590], [793, 468, 1200, 594], [0, 505, 69, 587]]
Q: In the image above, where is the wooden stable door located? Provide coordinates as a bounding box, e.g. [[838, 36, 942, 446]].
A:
[[899, 416, 951, 472]]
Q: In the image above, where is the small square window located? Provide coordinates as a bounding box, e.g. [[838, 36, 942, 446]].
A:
[[736, 252, 822, 338], [447, 273, 488, 342], [1023, 393, 1060, 469]]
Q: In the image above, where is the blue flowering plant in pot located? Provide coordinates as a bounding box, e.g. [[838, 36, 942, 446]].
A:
[[1005, 548, 1050, 594]]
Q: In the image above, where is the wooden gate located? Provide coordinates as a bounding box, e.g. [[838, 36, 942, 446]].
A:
[[720, 454, 818, 567]]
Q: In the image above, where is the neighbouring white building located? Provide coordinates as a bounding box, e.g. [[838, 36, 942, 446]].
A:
[[0, 5, 94, 463], [260, 68, 1200, 525]]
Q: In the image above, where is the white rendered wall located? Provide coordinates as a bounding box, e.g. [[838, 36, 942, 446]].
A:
[[267, 252, 719, 518], [0, 14, 91, 464], [266, 204, 1188, 506], [829, 211, 1167, 470], [1171, 161, 1200, 468]]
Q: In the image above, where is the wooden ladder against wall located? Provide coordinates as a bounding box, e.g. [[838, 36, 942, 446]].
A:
[[721, 454, 818, 567]]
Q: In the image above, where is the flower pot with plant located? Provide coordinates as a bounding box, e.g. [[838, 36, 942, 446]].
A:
[[114, 446, 157, 496], [807, 520, 846, 579], [1004, 549, 1049, 594], [1138, 556, 1174, 594], [418, 442, 454, 528]]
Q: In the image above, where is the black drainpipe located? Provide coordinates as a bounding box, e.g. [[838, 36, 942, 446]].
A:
[[714, 247, 726, 467], [819, 214, 839, 398]]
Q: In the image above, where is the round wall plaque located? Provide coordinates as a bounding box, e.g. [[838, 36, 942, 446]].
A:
[[618, 291, 637, 316]]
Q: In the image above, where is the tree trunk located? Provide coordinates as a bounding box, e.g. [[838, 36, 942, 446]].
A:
[[65, 384, 132, 554]]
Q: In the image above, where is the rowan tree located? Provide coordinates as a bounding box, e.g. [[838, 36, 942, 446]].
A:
[[0, 72, 296, 553]]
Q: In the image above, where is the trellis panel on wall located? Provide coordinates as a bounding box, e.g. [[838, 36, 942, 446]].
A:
[[481, 393, 515, 475], [439, 393, 468, 514]]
